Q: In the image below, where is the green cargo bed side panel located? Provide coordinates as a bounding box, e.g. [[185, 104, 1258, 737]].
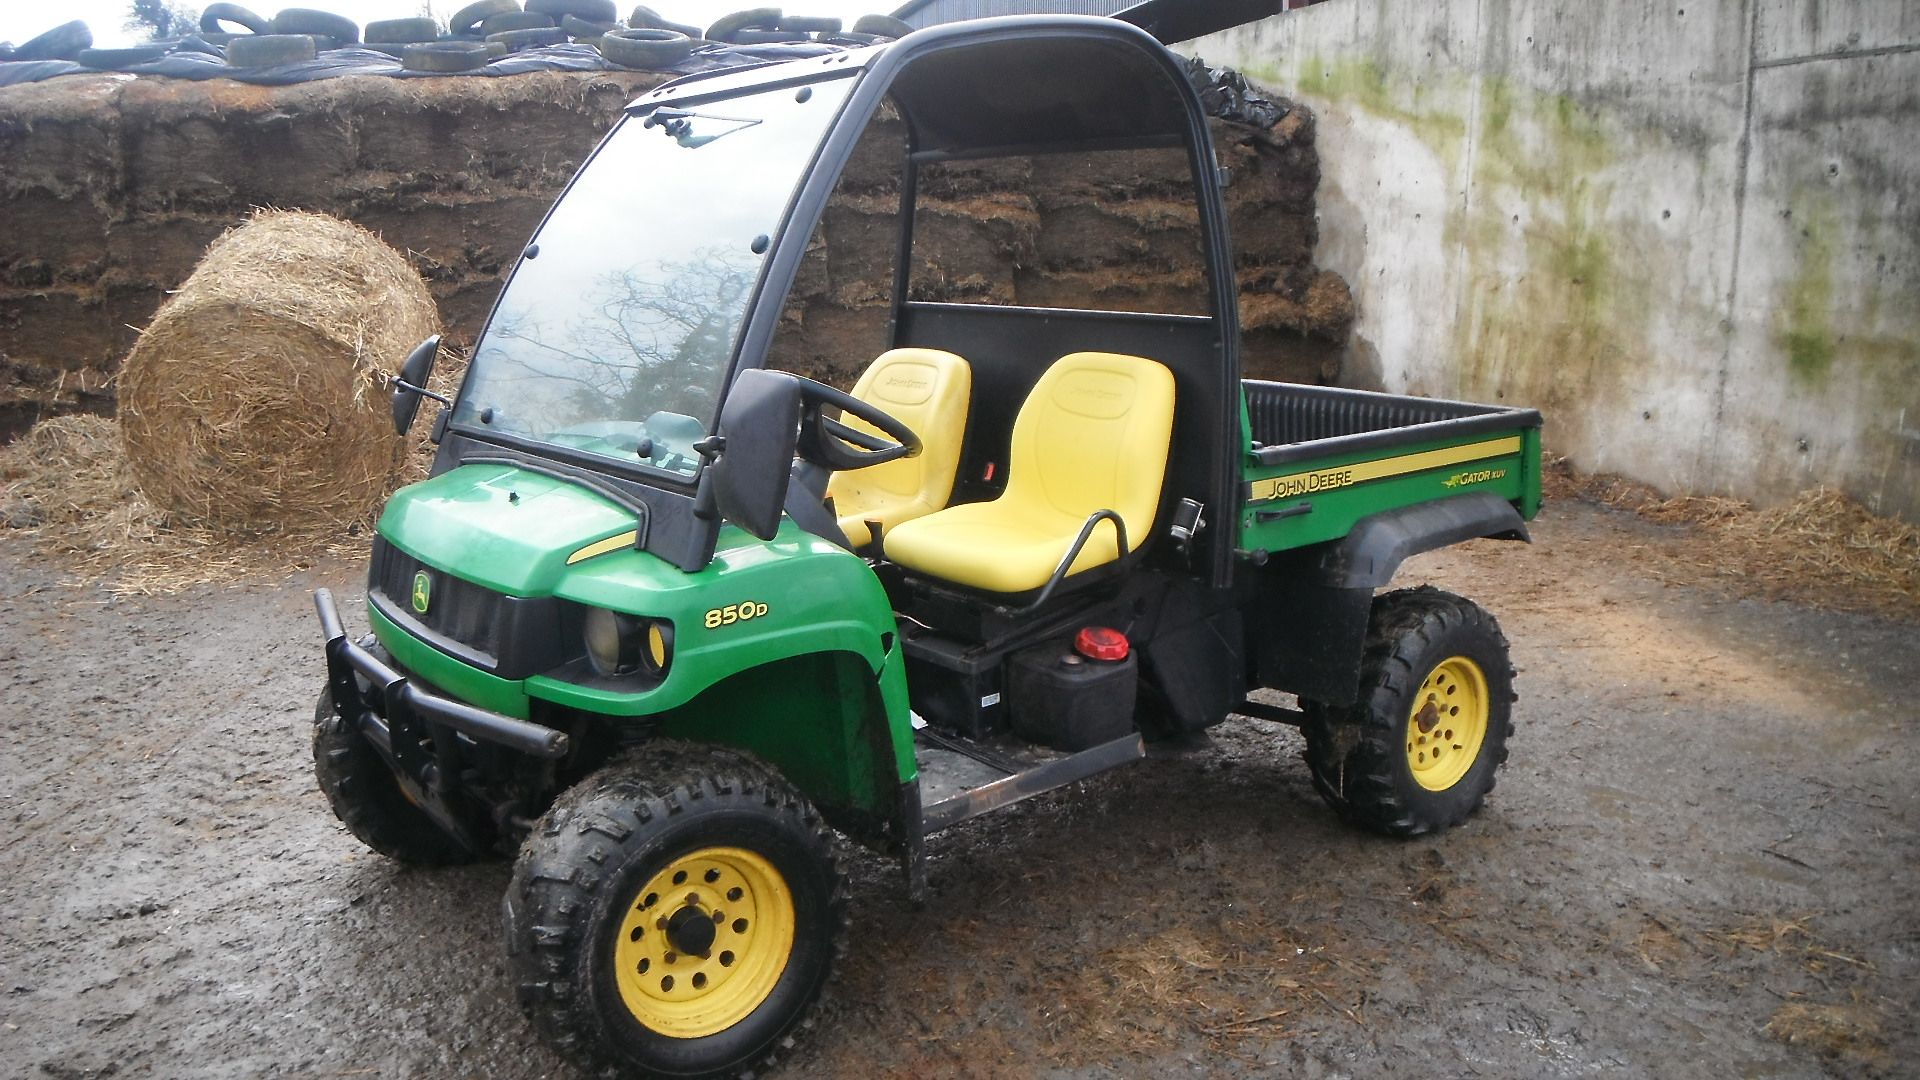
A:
[[1239, 432, 1533, 553]]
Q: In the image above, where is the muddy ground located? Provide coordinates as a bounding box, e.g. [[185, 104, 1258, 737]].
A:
[[1, 498, 1914, 1079]]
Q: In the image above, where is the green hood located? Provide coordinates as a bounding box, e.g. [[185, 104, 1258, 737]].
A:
[[377, 463, 638, 595]]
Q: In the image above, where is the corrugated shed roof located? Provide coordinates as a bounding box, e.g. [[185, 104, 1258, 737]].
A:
[[891, 0, 1137, 29]]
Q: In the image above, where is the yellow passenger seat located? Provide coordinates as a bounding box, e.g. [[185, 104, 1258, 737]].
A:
[[830, 348, 973, 549], [884, 351, 1175, 594]]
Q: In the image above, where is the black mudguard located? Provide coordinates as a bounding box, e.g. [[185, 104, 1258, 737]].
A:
[[1249, 493, 1529, 707]]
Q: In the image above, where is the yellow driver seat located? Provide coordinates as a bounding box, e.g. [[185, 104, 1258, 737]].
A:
[[884, 351, 1175, 593], [829, 348, 973, 549]]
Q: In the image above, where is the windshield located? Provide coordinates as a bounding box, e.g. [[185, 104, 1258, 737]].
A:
[[451, 76, 856, 478]]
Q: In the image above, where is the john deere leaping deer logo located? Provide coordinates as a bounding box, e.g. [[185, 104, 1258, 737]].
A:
[[411, 570, 432, 614]]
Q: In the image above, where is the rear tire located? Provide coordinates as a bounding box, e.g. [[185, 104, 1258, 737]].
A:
[[528, 0, 619, 21], [267, 7, 360, 43], [704, 7, 780, 44], [599, 27, 693, 69], [850, 14, 914, 39], [77, 45, 172, 69], [627, 5, 704, 38], [201, 2, 270, 34], [313, 688, 474, 864], [486, 26, 567, 51], [14, 20, 92, 61], [480, 11, 557, 34], [1302, 587, 1514, 837], [560, 14, 615, 41], [506, 744, 845, 1079], [364, 17, 440, 43], [225, 33, 317, 66], [448, 0, 519, 37], [777, 15, 840, 33], [401, 41, 491, 71]]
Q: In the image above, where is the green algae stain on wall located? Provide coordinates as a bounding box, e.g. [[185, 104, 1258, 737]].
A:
[[1769, 191, 1920, 518], [1775, 199, 1837, 383], [1474, 76, 1614, 194], [1482, 76, 1513, 139], [1450, 184, 1654, 455], [1548, 206, 1615, 310], [1447, 87, 1656, 455], [1248, 50, 1655, 451], [1278, 53, 1470, 164]]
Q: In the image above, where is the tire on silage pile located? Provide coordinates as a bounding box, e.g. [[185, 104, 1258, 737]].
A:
[[117, 210, 441, 531]]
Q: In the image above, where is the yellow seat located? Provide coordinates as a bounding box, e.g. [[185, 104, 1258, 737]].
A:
[[885, 351, 1175, 593], [829, 348, 973, 549]]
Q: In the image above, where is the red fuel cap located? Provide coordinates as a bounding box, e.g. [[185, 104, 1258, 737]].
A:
[[1074, 626, 1130, 661]]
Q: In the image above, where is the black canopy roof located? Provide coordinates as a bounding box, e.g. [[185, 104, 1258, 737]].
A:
[[887, 28, 1192, 156], [644, 17, 1201, 159]]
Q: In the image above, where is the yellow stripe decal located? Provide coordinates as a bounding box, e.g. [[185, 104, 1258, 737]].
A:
[[566, 530, 639, 565], [1249, 436, 1523, 503]]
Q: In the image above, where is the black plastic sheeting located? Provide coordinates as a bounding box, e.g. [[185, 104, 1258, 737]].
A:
[[2, 30, 1291, 138], [0, 38, 843, 88], [1182, 55, 1290, 131]]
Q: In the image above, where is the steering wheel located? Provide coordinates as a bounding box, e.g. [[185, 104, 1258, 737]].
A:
[[790, 374, 923, 472]]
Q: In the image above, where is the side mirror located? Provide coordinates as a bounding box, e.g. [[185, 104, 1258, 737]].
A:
[[706, 369, 800, 540], [390, 335, 444, 436]]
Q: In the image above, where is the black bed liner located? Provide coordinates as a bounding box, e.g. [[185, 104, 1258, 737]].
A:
[[1245, 381, 1542, 467]]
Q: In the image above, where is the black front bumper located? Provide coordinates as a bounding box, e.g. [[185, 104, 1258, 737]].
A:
[[315, 588, 570, 761]]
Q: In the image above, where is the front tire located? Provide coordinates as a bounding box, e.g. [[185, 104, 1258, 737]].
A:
[[505, 744, 846, 1079], [1302, 587, 1515, 837]]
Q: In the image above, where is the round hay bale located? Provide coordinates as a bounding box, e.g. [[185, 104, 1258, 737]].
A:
[[118, 210, 441, 531]]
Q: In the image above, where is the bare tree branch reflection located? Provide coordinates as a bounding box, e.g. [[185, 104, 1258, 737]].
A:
[[472, 245, 759, 439]]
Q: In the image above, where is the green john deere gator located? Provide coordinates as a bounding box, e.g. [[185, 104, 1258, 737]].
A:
[[311, 15, 1543, 1077]]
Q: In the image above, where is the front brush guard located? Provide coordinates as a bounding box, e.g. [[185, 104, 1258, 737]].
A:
[[314, 588, 569, 850]]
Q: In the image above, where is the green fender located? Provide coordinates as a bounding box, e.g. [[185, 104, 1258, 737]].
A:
[[370, 463, 915, 822], [538, 523, 916, 815]]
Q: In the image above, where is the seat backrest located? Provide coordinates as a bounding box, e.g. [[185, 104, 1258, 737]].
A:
[[1003, 351, 1176, 542], [830, 347, 972, 512]]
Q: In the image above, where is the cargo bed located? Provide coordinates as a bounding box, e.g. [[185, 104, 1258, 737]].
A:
[[1238, 381, 1543, 554]]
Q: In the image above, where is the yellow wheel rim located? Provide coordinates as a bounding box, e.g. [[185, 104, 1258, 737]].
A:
[[1405, 655, 1490, 792], [612, 846, 796, 1039]]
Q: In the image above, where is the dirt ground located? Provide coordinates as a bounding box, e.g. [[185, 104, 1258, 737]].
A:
[[1, 497, 1914, 1079]]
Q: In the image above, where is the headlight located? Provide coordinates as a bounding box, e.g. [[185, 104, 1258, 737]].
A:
[[583, 609, 672, 678], [644, 620, 673, 671]]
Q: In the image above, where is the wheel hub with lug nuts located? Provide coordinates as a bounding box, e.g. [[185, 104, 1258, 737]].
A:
[[665, 902, 719, 956], [612, 846, 796, 1038], [1405, 655, 1490, 792]]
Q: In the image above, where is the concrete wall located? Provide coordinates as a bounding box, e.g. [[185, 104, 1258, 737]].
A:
[[1184, 0, 1920, 521]]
